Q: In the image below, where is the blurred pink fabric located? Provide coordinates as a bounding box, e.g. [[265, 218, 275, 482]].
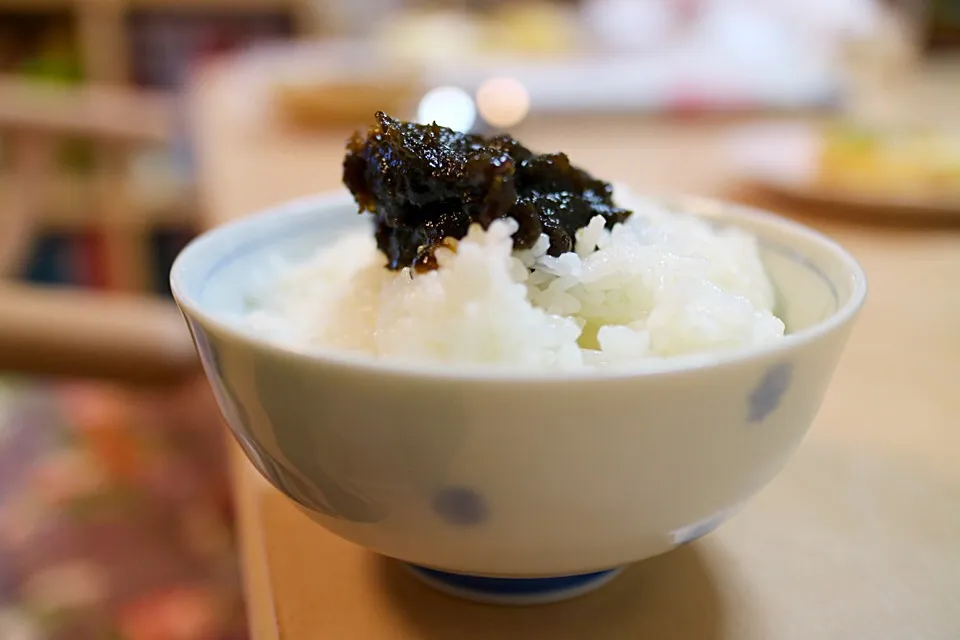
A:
[[0, 377, 248, 640]]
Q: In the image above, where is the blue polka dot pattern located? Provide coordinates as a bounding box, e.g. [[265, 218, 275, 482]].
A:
[[748, 362, 793, 423], [186, 318, 387, 523], [432, 486, 488, 525]]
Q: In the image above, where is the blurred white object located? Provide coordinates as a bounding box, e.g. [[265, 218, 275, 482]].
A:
[[228, 21, 839, 119], [739, 0, 928, 124], [759, 0, 882, 40], [580, 0, 682, 51], [417, 86, 477, 133], [724, 122, 821, 186], [694, 0, 842, 77]]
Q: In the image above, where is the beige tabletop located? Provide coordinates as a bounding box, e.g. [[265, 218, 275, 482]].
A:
[[191, 52, 960, 640]]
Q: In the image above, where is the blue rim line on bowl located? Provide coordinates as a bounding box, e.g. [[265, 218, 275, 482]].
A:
[[170, 189, 867, 383], [404, 564, 625, 606]]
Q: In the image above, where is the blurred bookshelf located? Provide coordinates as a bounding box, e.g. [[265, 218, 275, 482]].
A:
[[0, 0, 316, 295]]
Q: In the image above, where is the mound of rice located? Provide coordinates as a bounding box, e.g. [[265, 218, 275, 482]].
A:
[[245, 190, 785, 370]]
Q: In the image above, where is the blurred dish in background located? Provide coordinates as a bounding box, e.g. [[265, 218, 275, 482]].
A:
[[249, 0, 938, 134], [817, 124, 960, 200], [246, 0, 852, 131], [255, 41, 423, 131], [727, 121, 960, 220], [367, 0, 838, 114], [274, 78, 420, 130]]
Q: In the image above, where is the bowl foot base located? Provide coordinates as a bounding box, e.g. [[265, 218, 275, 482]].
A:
[[403, 564, 625, 605]]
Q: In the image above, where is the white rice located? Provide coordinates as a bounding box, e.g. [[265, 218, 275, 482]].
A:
[[244, 189, 785, 370]]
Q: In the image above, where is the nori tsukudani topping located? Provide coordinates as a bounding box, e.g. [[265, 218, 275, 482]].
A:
[[343, 112, 632, 271]]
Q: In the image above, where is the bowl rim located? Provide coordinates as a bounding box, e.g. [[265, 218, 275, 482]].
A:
[[171, 190, 868, 382]]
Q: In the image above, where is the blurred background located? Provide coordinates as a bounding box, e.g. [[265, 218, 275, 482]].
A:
[[0, 0, 956, 295], [0, 0, 957, 295], [0, 0, 956, 638]]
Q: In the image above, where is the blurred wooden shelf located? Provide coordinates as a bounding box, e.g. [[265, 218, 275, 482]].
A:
[[0, 79, 173, 142], [0, 172, 194, 231], [0, 0, 303, 9], [0, 0, 73, 11], [0, 0, 318, 26], [0, 0, 312, 293], [125, 0, 303, 10]]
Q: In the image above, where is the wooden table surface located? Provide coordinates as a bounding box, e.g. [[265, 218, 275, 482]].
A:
[[191, 53, 960, 640]]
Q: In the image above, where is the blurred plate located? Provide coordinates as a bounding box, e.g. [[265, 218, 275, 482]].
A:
[[726, 122, 960, 221], [273, 79, 420, 130], [223, 40, 424, 132], [227, 36, 837, 129]]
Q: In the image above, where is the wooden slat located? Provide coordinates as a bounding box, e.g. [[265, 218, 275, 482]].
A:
[[0, 131, 52, 277], [0, 0, 300, 10], [0, 78, 173, 142], [76, 0, 129, 85], [125, 0, 299, 10], [0, 76, 179, 292], [0, 173, 193, 231], [0, 0, 73, 11], [95, 143, 148, 291], [0, 281, 198, 384]]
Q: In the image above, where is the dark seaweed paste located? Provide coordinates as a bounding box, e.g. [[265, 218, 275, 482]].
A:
[[343, 112, 632, 272]]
